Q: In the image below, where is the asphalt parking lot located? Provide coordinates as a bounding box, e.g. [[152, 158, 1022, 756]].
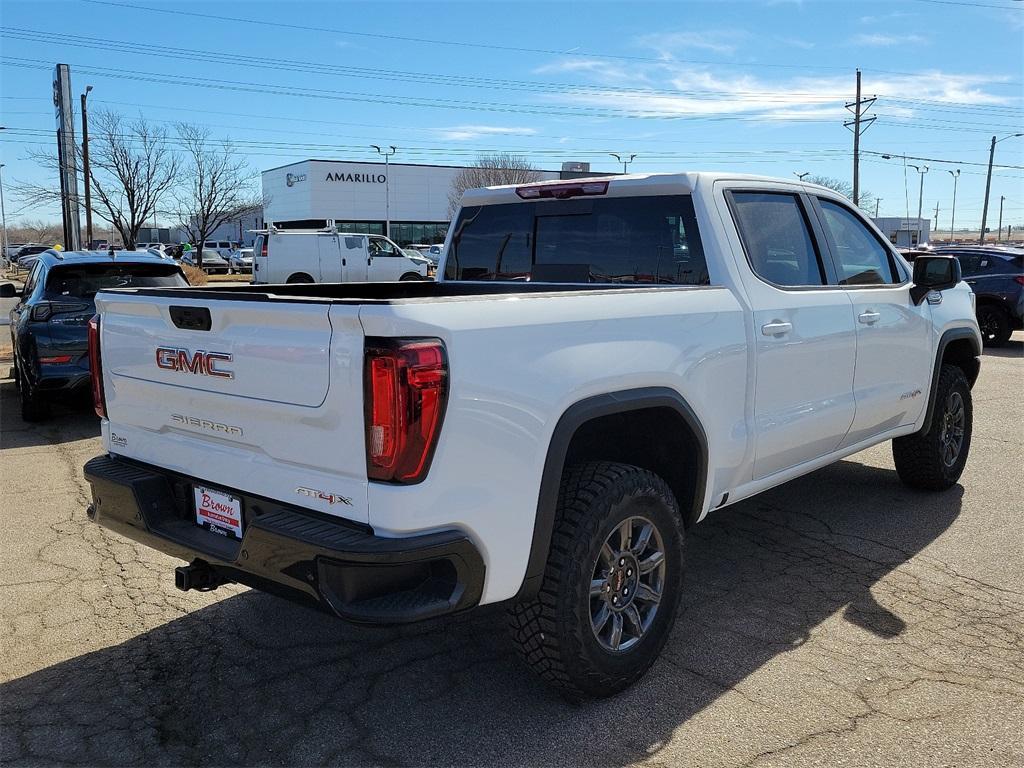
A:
[[1, 336, 1022, 768]]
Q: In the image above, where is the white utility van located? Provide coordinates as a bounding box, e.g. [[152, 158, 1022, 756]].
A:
[[252, 230, 429, 284]]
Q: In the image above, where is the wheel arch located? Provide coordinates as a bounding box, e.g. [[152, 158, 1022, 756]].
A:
[[922, 327, 981, 434], [514, 387, 709, 602]]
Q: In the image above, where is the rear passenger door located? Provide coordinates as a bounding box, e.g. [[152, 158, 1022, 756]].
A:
[[810, 196, 931, 445], [725, 187, 857, 480]]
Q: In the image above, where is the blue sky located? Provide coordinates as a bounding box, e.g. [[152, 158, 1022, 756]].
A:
[[1, 0, 1022, 230]]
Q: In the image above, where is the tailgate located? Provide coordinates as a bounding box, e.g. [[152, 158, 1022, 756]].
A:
[[96, 292, 370, 522]]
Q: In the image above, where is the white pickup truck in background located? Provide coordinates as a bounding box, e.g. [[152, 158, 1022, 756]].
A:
[[83, 172, 980, 699], [252, 229, 429, 284]]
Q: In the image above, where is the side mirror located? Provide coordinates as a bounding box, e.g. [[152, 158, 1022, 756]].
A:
[[910, 255, 961, 305], [0, 283, 16, 299]]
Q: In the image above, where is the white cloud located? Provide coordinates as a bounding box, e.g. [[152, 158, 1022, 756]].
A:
[[636, 30, 749, 57], [532, 59, 1017, 124], [436, 125, 538, 141], [852, 33, 928, 47]]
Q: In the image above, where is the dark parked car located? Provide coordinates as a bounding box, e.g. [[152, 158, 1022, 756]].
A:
[[14, 244, 52, 267], [4, 250, 188, 421], [933, 247, 1024, 346]]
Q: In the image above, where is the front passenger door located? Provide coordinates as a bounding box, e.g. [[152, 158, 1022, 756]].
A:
[[367, 237, 405, 281], [811, 197, 931, 446]]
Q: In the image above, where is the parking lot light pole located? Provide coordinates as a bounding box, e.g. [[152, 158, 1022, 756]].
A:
[[980, 133, 1023, 244], [0, 162, 8, 263], [794, 171, 810, 181], [371, 145, 396, 239], [909, 164, 928, 244], [81, 85, 93, 247], [875, 198, 881, 217], [611, 153, 636, 174], [947, 169, 960, 243]]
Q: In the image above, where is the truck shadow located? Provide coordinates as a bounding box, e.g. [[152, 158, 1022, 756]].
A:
[[0, 377, 100, 449], [981, 338, 1023, 359], [0, 459, 961, 767]]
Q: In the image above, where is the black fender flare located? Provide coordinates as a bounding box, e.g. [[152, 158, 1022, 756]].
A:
[[513, 386, 709, 602], [920, 327, 981, 434]]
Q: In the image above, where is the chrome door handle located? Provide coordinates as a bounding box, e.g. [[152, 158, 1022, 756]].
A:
[[858, 311, 881, 325], [761, 320, 793, 336]]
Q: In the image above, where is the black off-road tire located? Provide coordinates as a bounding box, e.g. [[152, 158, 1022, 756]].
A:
[[508, 461, 685, 700], [892, 364, 972, 490], [976, 305, 1011, 347]]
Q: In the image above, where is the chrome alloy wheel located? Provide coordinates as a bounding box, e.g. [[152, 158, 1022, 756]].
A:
[[590, 516, 666, 653], [940, 390, 966, 467]]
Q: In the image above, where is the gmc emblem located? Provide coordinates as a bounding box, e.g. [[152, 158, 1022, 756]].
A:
[[156, 347, 234, 379]]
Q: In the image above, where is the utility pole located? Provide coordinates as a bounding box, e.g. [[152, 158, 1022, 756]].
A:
[[909, 164, 928, 245], [933, 201, 940, 232], [794, 171, 811, 181], [980, 133, 1023, 244], [875, 198, 881, 217], [0, 161, 8, 262], [998, 195, 1005, 242], [611, 153, 636, 174], [844, 69, 876, 206], [371, 145, 396, 239], [80, 85, 93, 247], [947, 169, 960, 243]]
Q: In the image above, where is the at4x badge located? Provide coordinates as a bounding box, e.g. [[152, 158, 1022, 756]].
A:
[[295, 487, 353, 506]]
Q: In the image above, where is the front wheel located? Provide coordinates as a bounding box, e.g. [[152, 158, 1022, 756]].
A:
[[399, 272, 423, 281], [508, 461, 685, 700], [892, 364, 972, 490]]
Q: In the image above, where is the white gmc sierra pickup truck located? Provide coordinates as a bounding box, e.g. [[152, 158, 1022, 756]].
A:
[[83, 173, 981, 698]]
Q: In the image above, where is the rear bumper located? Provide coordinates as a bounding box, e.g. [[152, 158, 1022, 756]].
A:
[[83, 454, 485, 624]]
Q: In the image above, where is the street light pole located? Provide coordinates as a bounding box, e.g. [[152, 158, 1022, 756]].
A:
[[794, 171, 811, 181], [980, 133, 1023, 244], [371, 144, 396, 239], [947, 169, 960, 244], [81, 85, 93, 247], [998, 196, 1005, 242], [875, 198, 881, 218], [611, 153, 636, 174], [909, 164, 928, 244]]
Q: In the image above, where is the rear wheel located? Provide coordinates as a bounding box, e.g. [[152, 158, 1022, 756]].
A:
[[286, 273, 314, 284], [18, 365, 48, 422], [892, 364, 972, 490], [976, 305, 1011, 347], [508, 461, 685, 700]]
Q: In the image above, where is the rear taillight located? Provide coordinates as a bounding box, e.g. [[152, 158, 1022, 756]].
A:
[[364, 338, 448, 483], [1015, 276, 1024, 286], [261, 237, 268, 258], [88, 314, 106, 418]]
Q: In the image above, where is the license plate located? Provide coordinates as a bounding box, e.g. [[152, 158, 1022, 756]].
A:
[[193, 485, 244, 540]]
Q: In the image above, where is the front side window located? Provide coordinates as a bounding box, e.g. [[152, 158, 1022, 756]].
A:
[[817, 199, 898, 285], [369, 237, 399, 256], [445, 195, 708, 285], [730, 192, 825, 287]]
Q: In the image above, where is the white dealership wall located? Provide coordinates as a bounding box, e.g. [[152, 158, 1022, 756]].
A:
[[262, 159, 561, 226]]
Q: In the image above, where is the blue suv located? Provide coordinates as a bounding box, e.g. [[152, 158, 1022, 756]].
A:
[[934, 247, 1024, 346], [4, 250, 188, 421]]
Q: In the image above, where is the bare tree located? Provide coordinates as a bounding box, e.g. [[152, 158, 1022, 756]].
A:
[[448, 153, 542, 215], [807, 175, 877, 216], [173, 124, 260, 267], [12, 110, 178, 249], [11, 219, 64, 245]]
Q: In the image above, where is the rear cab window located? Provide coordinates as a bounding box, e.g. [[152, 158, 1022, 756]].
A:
[[728, 192, 826, 287], [445, 194, 709, 285], [45, 262, 188, 298]]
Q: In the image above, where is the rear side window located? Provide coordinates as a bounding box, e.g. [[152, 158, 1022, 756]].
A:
[[45, 263, 188, 297], [730, 192, 825, 287], [817, 199, 898, 285], [445, 195, 708, 285]]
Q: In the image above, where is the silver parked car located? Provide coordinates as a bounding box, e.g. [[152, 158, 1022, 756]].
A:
[[182, 248, 230, 274], [228, 248, 254, 273]]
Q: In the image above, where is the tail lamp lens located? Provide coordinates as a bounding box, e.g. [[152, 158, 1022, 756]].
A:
[[88, 314, 106, 418], [364, 338, 448, 483], [1015, 275, 1024, 286]]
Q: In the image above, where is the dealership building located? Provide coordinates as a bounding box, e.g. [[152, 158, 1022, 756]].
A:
[[261, 159, 591, 246]]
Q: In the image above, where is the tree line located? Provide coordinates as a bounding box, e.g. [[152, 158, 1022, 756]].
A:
[[12, 110, 263, 265]]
